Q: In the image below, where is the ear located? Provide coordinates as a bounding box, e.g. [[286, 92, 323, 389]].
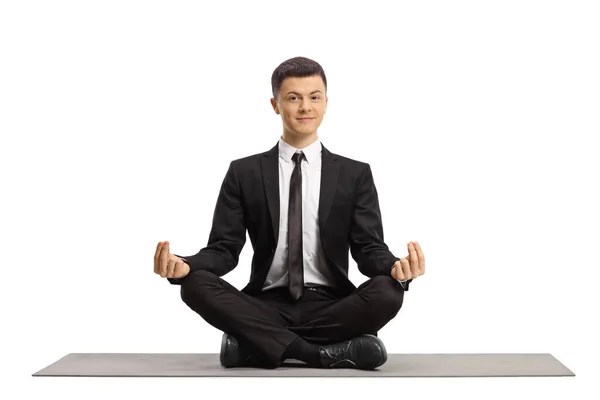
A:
[[270, 97, 279, 114]]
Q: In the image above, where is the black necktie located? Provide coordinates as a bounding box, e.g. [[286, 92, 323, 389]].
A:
[[288, 151, 305, 300]]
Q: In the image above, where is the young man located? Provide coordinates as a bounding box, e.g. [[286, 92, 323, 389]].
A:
[[153, 56, 425, 369]]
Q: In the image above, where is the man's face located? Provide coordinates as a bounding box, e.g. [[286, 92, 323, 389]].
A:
[[270, 75, 328, 139]]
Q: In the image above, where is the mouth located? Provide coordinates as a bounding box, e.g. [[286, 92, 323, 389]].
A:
[[296, 117, 314, 122]]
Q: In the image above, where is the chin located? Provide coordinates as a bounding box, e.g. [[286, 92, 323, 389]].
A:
[[287, 128, 310, 135]]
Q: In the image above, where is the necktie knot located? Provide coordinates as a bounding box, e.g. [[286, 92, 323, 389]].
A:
[[292, 152, 304, 166]]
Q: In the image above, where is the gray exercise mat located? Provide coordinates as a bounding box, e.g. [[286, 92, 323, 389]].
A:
[[32, 353, 574, 377]]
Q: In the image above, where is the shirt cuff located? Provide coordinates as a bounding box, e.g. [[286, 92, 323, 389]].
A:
[[391, 262, 410, 290]]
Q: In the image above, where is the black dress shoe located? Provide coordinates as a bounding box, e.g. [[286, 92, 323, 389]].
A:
[[220, 332, 252, 368], [220, 333, 279, 369], [319, 334, 388, 369]]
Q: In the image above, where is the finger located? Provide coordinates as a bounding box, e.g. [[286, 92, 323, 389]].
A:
[[395, 260, 406, 280], [409, 242, 419, 277], [415, 242, 425, 274], [160, 241, 169, 277], [154, 242, 163, 274], [401, 258, 412, 280], [174, 258, 185, 278], [167, 257, 176, 278]]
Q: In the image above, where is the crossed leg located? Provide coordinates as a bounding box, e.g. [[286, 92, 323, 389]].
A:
[[180, 269, 299, 364], [179, 270, 405, 366], [290, 275, 405, 344]]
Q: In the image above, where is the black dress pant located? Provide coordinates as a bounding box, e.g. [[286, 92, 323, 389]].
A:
[[179, 269, 405, 366]]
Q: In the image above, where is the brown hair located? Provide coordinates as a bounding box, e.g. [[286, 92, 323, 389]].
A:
[[271, 56, 327, 101]]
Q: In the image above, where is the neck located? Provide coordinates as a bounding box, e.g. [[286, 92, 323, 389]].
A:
[[281, 131, 318, 149]]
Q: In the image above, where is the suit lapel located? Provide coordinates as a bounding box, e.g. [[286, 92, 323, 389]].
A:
[[260, 141, 339, 245], [261, 144, 279, 241], [319, 143, 339, 230]]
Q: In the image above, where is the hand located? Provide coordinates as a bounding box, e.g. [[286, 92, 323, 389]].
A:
[[391, 242, 425, 281], [154, 241, 190, 279]]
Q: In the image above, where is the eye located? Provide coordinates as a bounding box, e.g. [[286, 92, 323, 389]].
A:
[[312, 96, 321, 100]]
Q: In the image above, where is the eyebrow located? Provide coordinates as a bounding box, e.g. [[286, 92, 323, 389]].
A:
[[285, 90, 323, 96]]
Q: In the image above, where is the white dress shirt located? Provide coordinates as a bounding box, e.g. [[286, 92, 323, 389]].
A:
[[262, 137, 336, 290]]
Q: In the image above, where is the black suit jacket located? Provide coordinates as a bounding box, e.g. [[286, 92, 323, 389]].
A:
[[169, 142, 411, 296]]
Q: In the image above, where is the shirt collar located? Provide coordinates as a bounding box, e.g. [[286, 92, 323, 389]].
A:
[[278, 136, 322, 164]]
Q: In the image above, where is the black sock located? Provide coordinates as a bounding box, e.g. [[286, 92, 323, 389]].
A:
[[282, 337, 321, 367]]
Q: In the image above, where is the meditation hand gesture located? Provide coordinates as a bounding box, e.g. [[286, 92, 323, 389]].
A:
[[154, 241, 190, 279], [391, 242, 425, 281]]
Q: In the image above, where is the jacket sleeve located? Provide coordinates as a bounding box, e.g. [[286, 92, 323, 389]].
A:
[[349, 163, 409, 289], [168, 160, 246, 285]]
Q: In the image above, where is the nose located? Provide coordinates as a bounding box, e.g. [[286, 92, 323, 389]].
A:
[[299, 99, 312, 112]]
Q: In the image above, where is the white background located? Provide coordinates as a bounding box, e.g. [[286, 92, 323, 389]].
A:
[[1, 0, 598, 399]]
